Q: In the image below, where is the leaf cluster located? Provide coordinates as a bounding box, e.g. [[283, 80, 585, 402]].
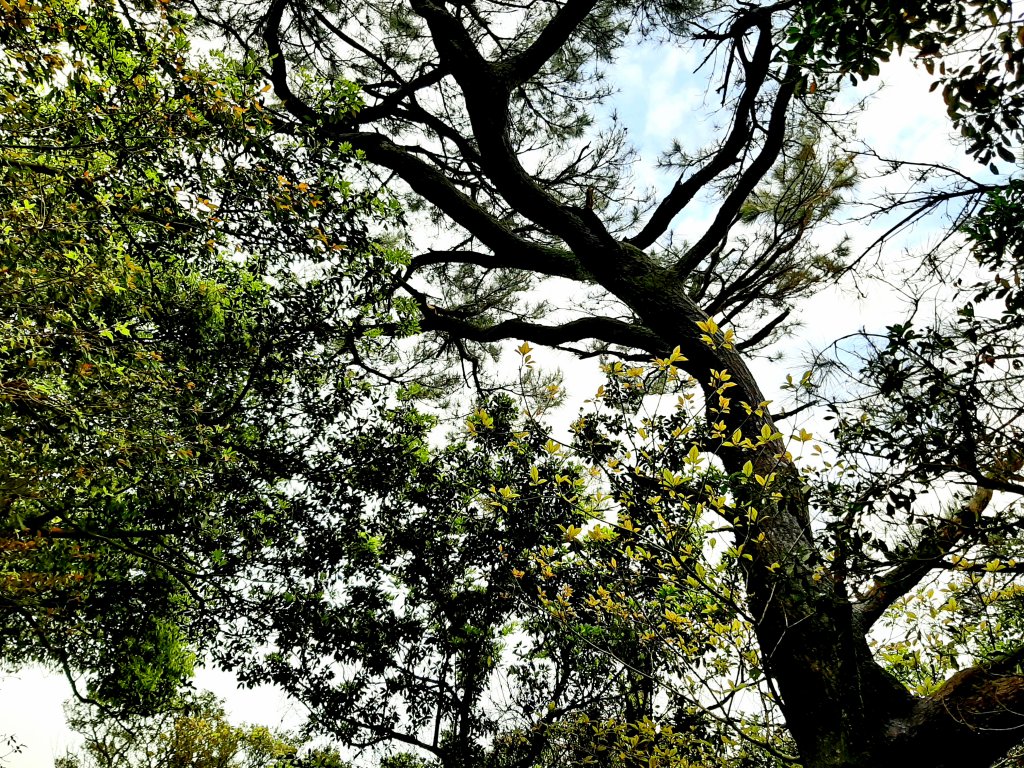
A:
[[0, 0, 402, 713]]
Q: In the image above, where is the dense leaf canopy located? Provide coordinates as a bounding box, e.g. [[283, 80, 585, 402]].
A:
[[0, 0, 404, 713]]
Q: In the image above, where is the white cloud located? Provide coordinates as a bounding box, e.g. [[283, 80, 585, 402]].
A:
[[0, 667, 78, 768]]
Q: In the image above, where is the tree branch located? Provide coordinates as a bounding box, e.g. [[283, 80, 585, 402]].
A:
[[410, 248, 591, 281], [504, 0, 601, 85], [409, 0, 609, 250], [672, 64, 800, 278], [902, 647, 1024, 768], [355, 67, 449, 126], [735, 308, 791, 351], [418, 305, 667, 354], [339, 131, 582, 268], [626, 17, 777, 251], [263, 0, 321, 123], [854, 485, 994, 630]]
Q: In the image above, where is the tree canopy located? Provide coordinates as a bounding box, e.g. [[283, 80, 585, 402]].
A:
[[0, 0, 404, 713], [3, 1, 1024, 768], [57, 690, 348, 768]]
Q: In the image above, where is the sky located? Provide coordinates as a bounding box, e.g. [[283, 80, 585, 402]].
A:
[[0, 21, 989, 768]]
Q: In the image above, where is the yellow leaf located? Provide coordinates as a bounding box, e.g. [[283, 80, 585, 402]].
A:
[[697, 317, 719, 335], [475, 408, 494, 429], [562, 525, 582, 541], [685, 444, 703, 465], [661, 468, 683, 487]]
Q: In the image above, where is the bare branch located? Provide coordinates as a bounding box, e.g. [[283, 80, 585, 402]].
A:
[[418, 304, 667, 354], [263, 0, 321, 123], [673, 65, 800, 278], [906, 648, 1024, 768], [736, 308, 791, 351], [410, 247, 591, 281]]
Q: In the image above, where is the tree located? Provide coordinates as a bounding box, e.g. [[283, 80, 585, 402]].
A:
[[219, 382, 792, 768], [167, 0, 1024, 766], [56, 690, 348, 768], [0, 0, 403, 713]]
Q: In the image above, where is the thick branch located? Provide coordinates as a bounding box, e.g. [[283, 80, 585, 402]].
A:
[[410, 0, 608, 249], [341, 131, 583, 272], [504, 0, 601, 85], [410, 248, 591, 281], [355, 67, 449, 125], [899, 648, 1024, 768], [673, 65, 800, 278], [263, 0, 321, 123], [627, 18, 777, 251], [736, 308, 791, 351], [854, 485, 994, 630], [418, 305, 667, 354], [410, 0, 491, 75]]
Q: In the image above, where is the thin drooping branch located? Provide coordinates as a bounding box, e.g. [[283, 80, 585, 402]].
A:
[[848, 181, 997, 266]]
